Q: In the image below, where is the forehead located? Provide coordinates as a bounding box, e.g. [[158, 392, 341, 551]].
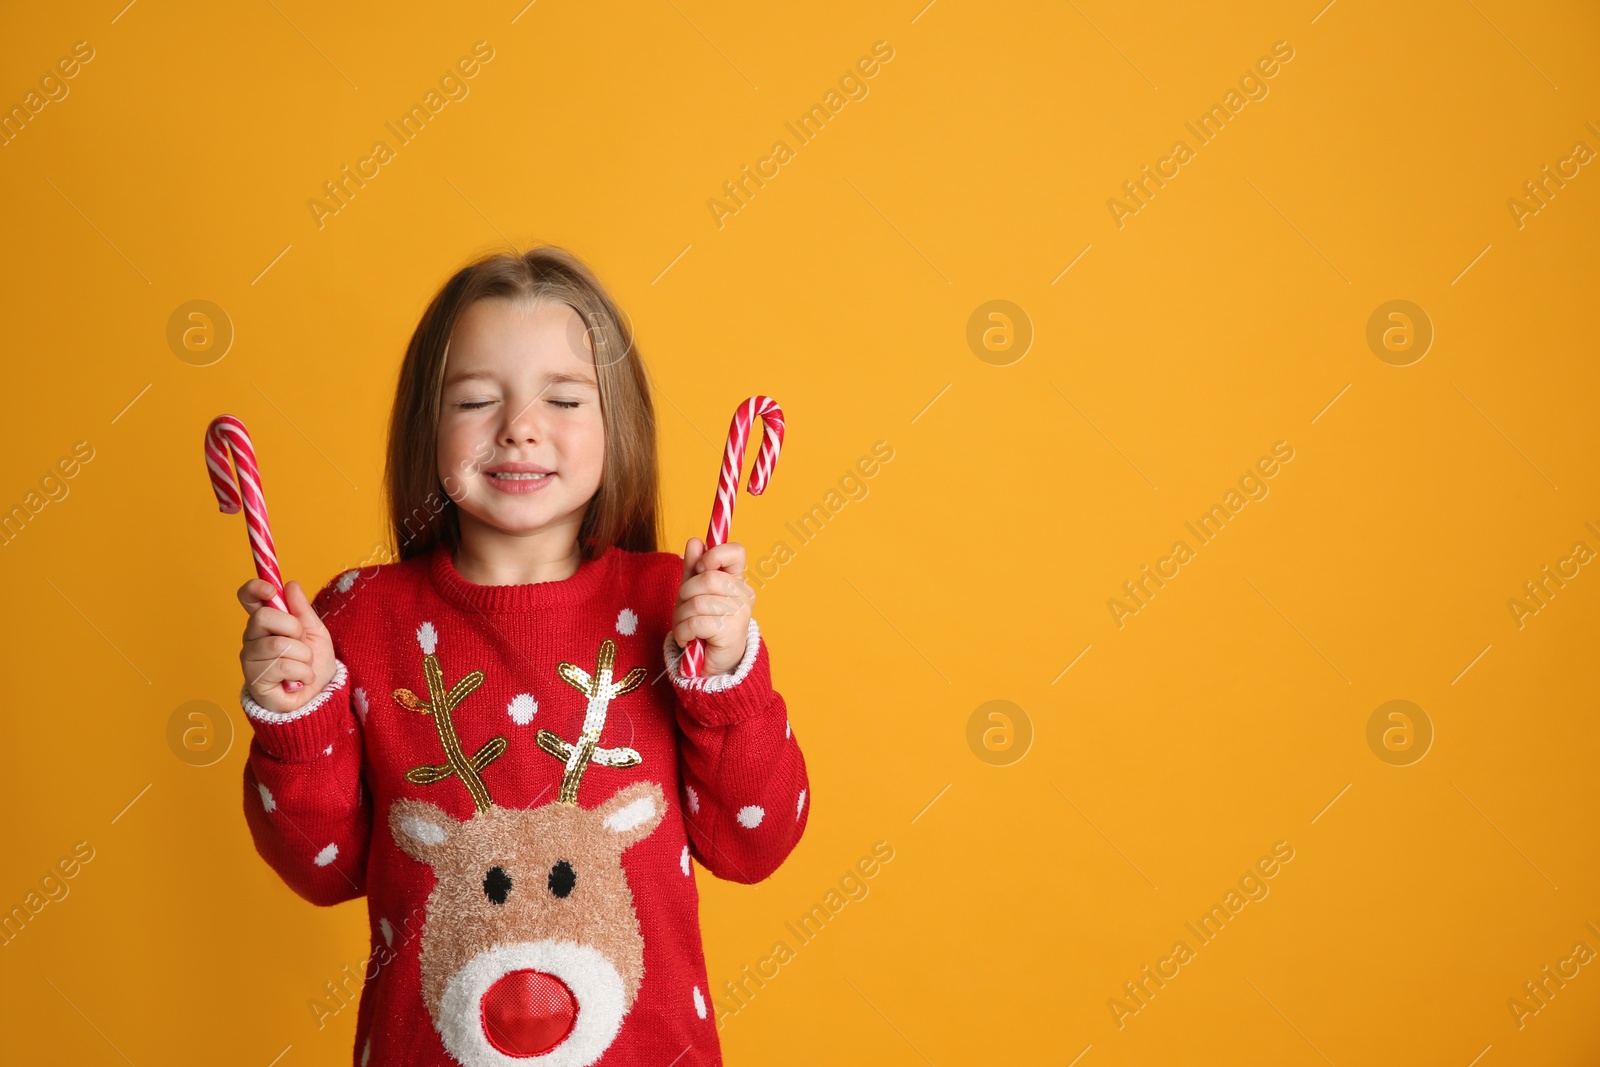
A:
[[444, 297, 596, 384]]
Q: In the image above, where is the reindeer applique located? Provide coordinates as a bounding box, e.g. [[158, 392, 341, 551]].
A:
[[536, 637, 646, 804], [389, 626, 665, 1066]]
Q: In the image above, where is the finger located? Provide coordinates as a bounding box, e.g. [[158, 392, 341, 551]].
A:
[[677, 569, 749, 602], [285, 581, 327, 636], [245, 653, 315, 692], [246, 634, 314, 666], [236, 579, 280, 614], [673, 594, 741, 626], [241, 654, 310, 694], [695, 541, 746, 578], [246, 654, 314, 687], [243, 604, 306, 643], [673, 613, 738, 648], [680, 537, 704, 585]]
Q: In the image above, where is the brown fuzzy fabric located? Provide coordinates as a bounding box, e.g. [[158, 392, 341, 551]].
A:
[[389, 780, 666, 1029]]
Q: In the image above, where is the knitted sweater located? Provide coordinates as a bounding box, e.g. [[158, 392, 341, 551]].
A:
[[239, 543, 809, 1067]]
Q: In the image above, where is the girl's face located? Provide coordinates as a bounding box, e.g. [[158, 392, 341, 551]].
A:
[[437, 297, 606, 543]]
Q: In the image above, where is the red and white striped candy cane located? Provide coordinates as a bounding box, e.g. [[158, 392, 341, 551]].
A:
[[681, 395, 785, 679], [205, 414, 302, 692]]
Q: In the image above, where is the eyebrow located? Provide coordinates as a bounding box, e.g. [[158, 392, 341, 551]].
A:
[[543, 371, 598, 388], [443, 369, 598, 388]]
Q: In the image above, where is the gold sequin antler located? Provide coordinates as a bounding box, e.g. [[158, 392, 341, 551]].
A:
[[393, 621, 505, 813], [537, 638, 646, 805]]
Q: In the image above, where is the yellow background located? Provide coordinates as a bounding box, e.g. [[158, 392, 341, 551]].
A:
[[2, 0, 1597, 1063]]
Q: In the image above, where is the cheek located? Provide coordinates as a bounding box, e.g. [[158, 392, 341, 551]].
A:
[[559, 414, 608, 478], [436, 418, 483, 479]]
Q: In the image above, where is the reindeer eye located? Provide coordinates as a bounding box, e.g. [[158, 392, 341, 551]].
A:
[[483, 866, 512, 905], [548, 860, 576, 898]]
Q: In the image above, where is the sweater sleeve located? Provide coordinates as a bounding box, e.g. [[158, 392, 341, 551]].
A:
[[239, 583, 372, 907], [662, 618, 809, 884]]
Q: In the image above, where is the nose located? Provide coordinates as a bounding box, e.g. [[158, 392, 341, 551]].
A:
[[501, 397, 542, 447], [481, 969, 578, 1057]]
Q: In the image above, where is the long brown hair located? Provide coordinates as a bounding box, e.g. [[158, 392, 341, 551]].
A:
[[385, 245, 660, 562]]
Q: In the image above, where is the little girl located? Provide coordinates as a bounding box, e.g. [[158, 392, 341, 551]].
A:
[[235, 246, 809, 1067]]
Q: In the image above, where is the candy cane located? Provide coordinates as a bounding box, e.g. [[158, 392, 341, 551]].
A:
[[205, 414, 303, 692], [681, 396, 785, 679]]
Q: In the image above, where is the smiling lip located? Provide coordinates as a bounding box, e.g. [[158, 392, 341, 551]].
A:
[[483, 463, 554, 496]]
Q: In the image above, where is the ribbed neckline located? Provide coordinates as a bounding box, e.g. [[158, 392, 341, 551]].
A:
[[429, 542, 618, 614]]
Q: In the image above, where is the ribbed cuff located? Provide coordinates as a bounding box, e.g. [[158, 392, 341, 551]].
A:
[[663, 620, 776, 726], [240, 660, 353, 762]]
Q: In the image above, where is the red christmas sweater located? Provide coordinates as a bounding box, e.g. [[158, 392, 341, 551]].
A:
[[239, 543, 809, 1066]]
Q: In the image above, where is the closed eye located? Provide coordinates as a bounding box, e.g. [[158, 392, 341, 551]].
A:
[[548, 399, 581, 409], [457, 399, 497, 410]]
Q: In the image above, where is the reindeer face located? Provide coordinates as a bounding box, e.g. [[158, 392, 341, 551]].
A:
[[390, 780, 666, 1066]]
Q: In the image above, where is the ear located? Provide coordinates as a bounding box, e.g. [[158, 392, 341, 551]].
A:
[[389, 798, 459, 866], [595, 780, 666, 850]]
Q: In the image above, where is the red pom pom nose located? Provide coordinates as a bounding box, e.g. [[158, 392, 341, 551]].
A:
[[481, 969, 578, 1056]]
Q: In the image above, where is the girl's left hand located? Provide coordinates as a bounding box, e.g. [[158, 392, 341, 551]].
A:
[[674, 538, 755, 676]]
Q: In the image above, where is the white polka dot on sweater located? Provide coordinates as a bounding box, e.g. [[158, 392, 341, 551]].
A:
[[784, 718, 791, 739], [685, 784, 699, 815], [616, 608, 638, 636], [416, 621, 438, 654], [680, 845, 691, 876], [323, 744, 333, 756], [507, 693, 538, 725], [379, 917, 394, 946], [336, 570, 358, 593], [736, 805, 764, 828], [314, 842, 339, 866], [693, 985, 707, 1019], [257, 783, 276, 813], [796, 789, 806, 819], [353, 687, 369, 723]]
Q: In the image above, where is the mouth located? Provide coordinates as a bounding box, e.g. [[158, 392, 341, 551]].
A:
[[483, 464, 554, 496]]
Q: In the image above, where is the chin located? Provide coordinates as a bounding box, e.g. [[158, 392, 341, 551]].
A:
[[487, 511, 557, 534], [469, 500, 577, 535]]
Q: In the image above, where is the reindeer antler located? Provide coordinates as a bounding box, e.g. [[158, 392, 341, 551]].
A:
[[537, 638, 647, 805], [395, 621, 505, 813]]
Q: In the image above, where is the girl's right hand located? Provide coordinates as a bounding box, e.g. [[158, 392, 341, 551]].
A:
[[237, 579, 338, 714]]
